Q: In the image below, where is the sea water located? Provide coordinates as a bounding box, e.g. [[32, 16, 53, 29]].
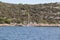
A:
[[0, 26, 60, 40]]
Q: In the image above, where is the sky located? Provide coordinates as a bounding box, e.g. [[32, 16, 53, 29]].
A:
[[0, 0, 60, 4]]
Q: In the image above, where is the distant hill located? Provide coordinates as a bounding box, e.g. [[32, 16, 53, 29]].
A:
[[0, 2, 60, 24]]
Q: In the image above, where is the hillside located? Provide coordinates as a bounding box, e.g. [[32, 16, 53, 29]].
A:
[[0, 2, 60, 24]]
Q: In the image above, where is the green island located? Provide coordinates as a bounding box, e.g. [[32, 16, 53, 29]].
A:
[[0, 2, 60, 26]]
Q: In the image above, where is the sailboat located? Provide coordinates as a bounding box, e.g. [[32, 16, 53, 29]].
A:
[[26, 11, 40, 27], [20, 11, 31, 27], [21, 10, 39, 27], [27, 12, 31, 26]]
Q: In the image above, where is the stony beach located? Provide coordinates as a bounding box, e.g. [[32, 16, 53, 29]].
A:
[[0, 24, 60, 26]]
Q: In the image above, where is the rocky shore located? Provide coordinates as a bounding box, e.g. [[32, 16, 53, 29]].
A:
[[0, 24, 60, 27]]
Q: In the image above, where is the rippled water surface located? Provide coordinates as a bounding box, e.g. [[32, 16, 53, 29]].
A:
[[0, 26, 60, 40]]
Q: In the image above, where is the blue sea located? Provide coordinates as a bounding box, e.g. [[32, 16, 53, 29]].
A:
[[0, 26, 60, 40]]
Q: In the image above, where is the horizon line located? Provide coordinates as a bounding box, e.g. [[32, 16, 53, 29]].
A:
[[0, 1, 60, 5]]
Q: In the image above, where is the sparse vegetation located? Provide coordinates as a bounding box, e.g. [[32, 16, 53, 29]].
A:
[[0, 2, 60, 24]]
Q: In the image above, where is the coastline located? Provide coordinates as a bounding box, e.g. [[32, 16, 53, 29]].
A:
[[0, 24, 60, 27]]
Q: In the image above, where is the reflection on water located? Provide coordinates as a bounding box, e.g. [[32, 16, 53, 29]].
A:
[[0, 26, 60, 40]]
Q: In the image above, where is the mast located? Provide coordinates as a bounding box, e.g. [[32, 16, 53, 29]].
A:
[[28, 12, 29, 24], [27, 10, 31, 24]]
